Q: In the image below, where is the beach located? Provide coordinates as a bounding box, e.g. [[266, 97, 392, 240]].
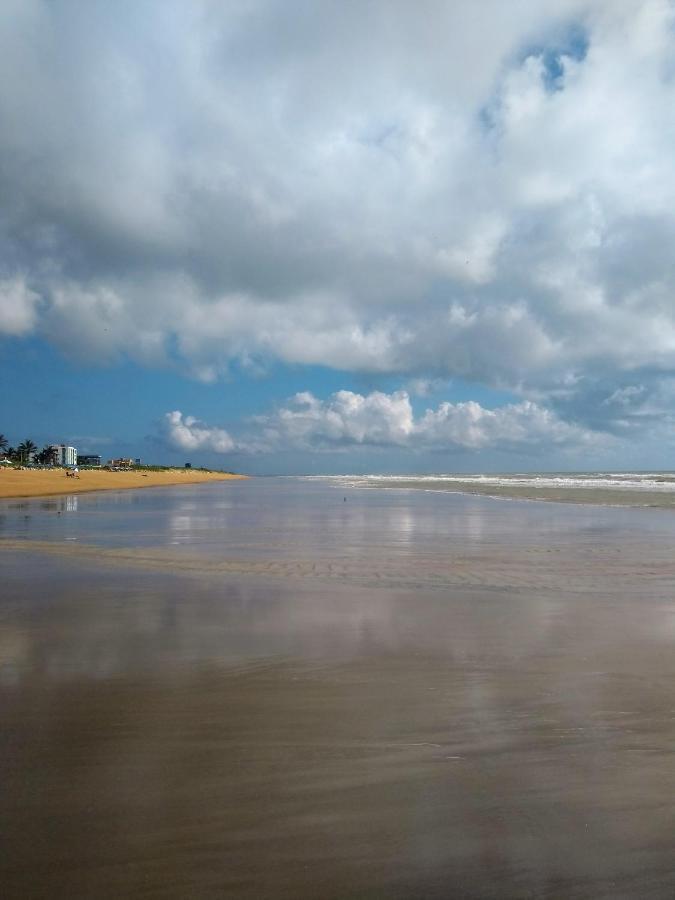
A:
[[314, 472, 675, 508], [1, 478, 674, 899], [0, 466, 246, 499]]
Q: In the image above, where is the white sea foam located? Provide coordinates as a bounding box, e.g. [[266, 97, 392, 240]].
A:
[[299, 472, 675, 493]]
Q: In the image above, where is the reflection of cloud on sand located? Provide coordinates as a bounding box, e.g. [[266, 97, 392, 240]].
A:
[[3, 533, 675, 599], [2, 481, 675, 897], [0, 627, 31, 685], [1, 551, 672, 687]]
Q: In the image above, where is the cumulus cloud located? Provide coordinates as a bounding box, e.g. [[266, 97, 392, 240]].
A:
[[260, 390, 415, 449], [0, 276, 40, 336], [163, 410, 235, 453], [3, 0, 675, 436], [168, 389, 602, 455], [416, 398, 595, 449]]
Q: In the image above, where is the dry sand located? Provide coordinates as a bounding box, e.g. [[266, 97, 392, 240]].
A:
[[0, 466, 246, 499]]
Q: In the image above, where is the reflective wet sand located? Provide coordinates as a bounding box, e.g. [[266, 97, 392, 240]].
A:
[[319, 474, 675, 508], [1, 480, 674, 898]]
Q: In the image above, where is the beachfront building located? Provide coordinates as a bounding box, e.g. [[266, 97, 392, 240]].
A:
[[77, 454, 102, 467], [108, 457, 135, 468], [49, 445, 78, 466]]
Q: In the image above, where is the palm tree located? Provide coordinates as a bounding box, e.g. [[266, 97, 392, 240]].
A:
[[17, 439, 38, 465], [36, 445, 58, 466], [0, 434, 7, 455]]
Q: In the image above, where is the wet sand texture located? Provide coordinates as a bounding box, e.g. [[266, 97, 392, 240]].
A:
[[1, 480, 674, 898], [341, 476, 675, 508]]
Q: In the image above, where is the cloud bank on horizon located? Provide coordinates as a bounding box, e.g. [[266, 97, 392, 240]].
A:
[[164, 390, 602, 456], [2, 0, 675, 459]]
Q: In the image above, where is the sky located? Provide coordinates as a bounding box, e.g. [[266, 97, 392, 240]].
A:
[[2, 0, 675, 474]]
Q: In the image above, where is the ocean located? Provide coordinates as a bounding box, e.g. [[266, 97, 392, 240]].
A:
[[302, 471, 675, 507]]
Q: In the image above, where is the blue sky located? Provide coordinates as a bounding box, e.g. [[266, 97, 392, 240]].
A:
[[1, 336, 521, 473], [3, 1, 675, 473]]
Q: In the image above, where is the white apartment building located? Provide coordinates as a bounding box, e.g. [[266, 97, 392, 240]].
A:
[[49, 444, 78, 466], [63, 445, 77, 466]]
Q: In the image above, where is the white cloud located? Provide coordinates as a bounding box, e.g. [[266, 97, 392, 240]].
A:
[[405, 377, 448, 398], [163, 410, 235, 453], [601, 385, 646, 408], [0, 276, 40, 336], [417, 398, 594, 449], [261, 390, 415, 449], [3, 1, 675, 438], [175, 389, 602, 455]]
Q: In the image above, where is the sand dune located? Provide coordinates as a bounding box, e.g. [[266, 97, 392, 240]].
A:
[[0, 467, 246, 499]]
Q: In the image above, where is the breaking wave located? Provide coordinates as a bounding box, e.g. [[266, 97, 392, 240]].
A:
[[300, 472, 675, 494]]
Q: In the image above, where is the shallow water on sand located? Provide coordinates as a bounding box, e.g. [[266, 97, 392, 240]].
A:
[[1, 479, 674, 898]]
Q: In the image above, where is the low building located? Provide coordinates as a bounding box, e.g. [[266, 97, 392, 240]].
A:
[[108, 457, 135, 468], [49, 445, 78, 466], [77, 454, 102, 467]]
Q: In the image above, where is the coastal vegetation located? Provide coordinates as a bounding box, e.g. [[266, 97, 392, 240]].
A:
[[1, 434, 44, 465], [0, 432, 233, 474], [1, 437, 40, 465]]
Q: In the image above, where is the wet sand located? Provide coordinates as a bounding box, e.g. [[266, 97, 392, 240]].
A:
[[341, 477, 675, 508], [1, 480, 674, 898], [0, 467, 246, 499]]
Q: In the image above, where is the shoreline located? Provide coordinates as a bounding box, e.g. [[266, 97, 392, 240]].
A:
[[414, 482, 675, 508], [0, 467, 247, 500], [329, 478, 675, 509]]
